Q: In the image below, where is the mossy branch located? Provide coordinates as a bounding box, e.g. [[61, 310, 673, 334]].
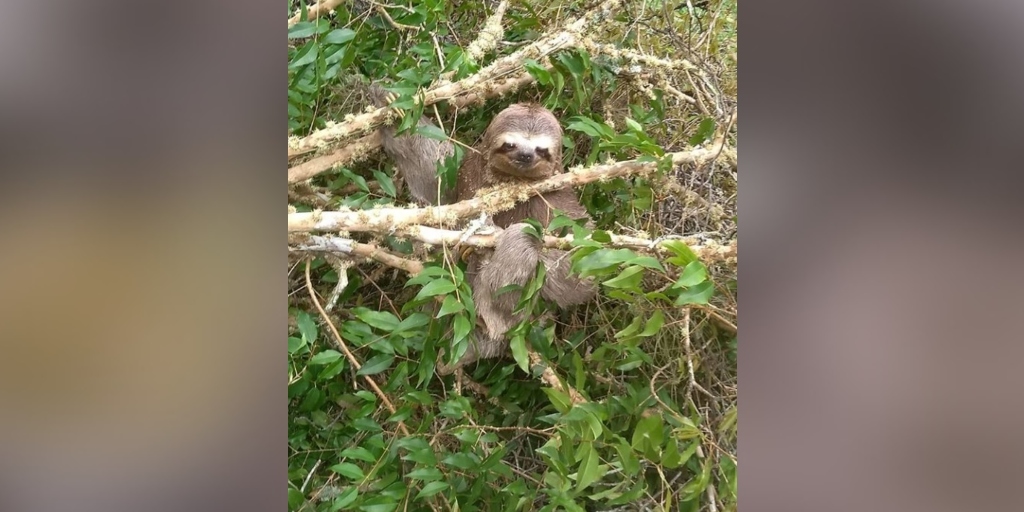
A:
[[286, 71, 538, 184], [288, 132, 382, 184], [290, 230, 735, 272], [288, 145, 724, 233], [292, 236, 425, 275], [287, 0, 622, 154]]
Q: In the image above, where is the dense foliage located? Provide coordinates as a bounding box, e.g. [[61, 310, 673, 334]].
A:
[[287, 1, 737, 511]]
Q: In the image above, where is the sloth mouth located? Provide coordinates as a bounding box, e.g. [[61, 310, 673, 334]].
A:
[[492, 147, 553, 178], [495, 158, 550, 179]]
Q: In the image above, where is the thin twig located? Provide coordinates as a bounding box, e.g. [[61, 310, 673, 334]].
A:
[[303, 259, 410, 436], [300, 459, 322, 493]]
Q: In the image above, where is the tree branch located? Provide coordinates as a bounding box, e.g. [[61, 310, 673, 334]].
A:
[[292, 235, 425, 275], [289, 145, 723, 232], [289, 228, 735, 274], [287, 0, 622, 153], [286, 70, 537, 183], [288, 132, 382, 184]]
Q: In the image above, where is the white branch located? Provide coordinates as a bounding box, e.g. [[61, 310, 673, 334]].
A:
[[288, 146, 723, 234], [287, 0, 622, 153]]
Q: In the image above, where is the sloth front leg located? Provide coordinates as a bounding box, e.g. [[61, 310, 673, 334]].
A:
[[436, 223, 539, 375]]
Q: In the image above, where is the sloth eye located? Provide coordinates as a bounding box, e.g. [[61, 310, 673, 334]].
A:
[[500, 142, 516, 151], [535, 147, 551, 160]]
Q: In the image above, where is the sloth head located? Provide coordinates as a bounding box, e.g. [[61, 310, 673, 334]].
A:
[[482, 104, 563, 179]]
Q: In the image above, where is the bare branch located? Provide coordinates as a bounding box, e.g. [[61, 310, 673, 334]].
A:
[[290, 229, 735, 273], [288, 132, 382, 184], [288, 145, 724, 234], [287, 0, 622, 153], [292, 235, 425, 275], [285, 71, 537, 184]]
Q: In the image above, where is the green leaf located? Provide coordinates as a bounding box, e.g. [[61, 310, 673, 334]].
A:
[[359, 502, 398, 512], [319, 358, 347, 380], [323, 28, 356, 45], [442, 452, 480, 470], [662, 240, 700, 266], [288, 21, 318, 39], [601, 265, 644, 290], [631, 256, 666, 271], [413, 279, 457, 301], [614, 439, 641, 476], [357, 354, 394, 376], [415, 123, 449, 142], [332, 487, 359, 510], [675, 280, 715, 305], [338, 168, 370, 193], [453, 314, 472, 343], [590, 229, 612, 243], [353, 308, 400, 332], [542, 387, 572, 413], [415, 481, 449, 500], [679, 456, 714, 501], [523, 59, 552, 85], [352, 417, 382, 432], [289, 42, 319, 69], [397, 438, 436, 465], [406, 467, 443, 481], [330, 462, 365, 480], [340, 446, 377, 463], [574, 443, 602, 491], [574, 248, 641, 277], [688, 118, 717, 146], [566, 117, 611, 139], [309, 350, 342, 365], [404, 265, 447, 287], [437, 295, 465, 317], [548, 213, 582, 234], [288, 336, 306, 354], [510, 334, 530, 372], [662, 437, 683, 468], [371, 169, 397, 198], [631, 414, 665, 455], [386, 405, 413, 423], [639, 310, 665, 337], [394, 312, 431, 334], [614, 316, 644, 340], [288, 488, 305, 510], [674, 261, 708, 288], [296, 310, 318, 344], [676, 439, 700, 468]]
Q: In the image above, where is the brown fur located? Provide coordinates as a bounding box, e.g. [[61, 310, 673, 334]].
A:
[[370, 87, 596, 374], [368, 85, 456, 206], [456, 103, 590, 226]]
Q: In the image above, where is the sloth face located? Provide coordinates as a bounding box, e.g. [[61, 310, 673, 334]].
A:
[[489, 131, 559, 178], [483, 104, 564, 179]]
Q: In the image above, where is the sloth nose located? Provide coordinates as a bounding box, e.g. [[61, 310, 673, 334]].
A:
[[512, 149, 535, 165]]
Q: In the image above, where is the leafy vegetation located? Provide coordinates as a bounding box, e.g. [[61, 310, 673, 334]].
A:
[[287, 1, 737, 510]]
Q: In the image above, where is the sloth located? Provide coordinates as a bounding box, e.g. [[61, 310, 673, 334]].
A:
[[369, 85, 597, 374]]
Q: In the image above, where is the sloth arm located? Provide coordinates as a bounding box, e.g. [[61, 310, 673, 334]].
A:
[[477, 222, 596, 317]]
